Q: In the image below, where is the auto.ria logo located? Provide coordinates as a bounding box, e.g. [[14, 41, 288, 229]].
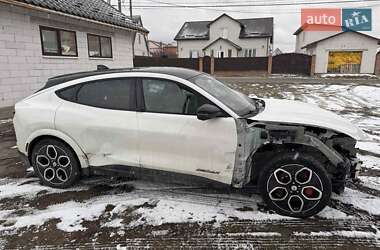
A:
[[301, 8, 372, 31]]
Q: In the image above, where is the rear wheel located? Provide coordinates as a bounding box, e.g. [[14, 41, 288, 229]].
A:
[[31, 138, 80, 188], [258, 150, 332, 218]]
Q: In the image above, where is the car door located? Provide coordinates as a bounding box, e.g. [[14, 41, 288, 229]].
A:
[[55, 77, 140, 168], [137, 77, 237, 185]]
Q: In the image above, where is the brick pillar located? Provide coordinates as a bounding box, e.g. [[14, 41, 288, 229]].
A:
[[210, 56, 215, 75], [267, 56, 273, 75], [199, 57, 203, 72], [310, 55, 316, 76]]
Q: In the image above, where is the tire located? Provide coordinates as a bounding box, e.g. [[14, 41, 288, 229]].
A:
[[31, 138, 81, 188], [258, 149, 332, 218]]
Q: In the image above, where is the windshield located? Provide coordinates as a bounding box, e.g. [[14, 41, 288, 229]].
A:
[[189, 74, 256, 116]]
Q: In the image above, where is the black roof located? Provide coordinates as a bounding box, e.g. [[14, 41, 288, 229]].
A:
[[14, 0, 147, 33], [174, 14, 273, 41], [41, 67, 203, 90]]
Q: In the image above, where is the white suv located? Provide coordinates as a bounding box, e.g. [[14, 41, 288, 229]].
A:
[[13, 67, 368, 218]]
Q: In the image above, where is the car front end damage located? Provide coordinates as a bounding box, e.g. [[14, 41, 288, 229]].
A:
[[232, 118, 362, 194]]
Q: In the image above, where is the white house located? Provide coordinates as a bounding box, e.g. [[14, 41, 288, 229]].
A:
[[132, 15, 150, 56], [294, 24, 380, 74], [174, 14, 273, 58], [0, 0, 147, 108]]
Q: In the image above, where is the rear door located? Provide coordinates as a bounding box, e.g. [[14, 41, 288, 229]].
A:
[[136, 77, 237, 185], [55, 77, 140, 168]]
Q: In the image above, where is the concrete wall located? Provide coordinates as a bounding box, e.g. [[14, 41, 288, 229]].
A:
[[134, 32, 149, 56], [0, 3, 134, 107], [177, 15, 271, 58], [307, 32, 378, 74], [295, 30, 340, 53]]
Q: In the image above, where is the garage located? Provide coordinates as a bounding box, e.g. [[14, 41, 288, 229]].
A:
[[327, 51, 362, 74]]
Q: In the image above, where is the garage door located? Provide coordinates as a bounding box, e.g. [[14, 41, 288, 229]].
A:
[[327, 51, 362, 74]]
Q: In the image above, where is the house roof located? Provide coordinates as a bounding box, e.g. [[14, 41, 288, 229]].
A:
[[302, 30, 380, 49], [174, 14, 273, 41], [202, 38, 242, 51], [11, 0, 147, 33]]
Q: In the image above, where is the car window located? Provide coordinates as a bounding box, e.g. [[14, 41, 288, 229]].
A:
[[142, 78, 208, 115], [75, 78, 135, 110]]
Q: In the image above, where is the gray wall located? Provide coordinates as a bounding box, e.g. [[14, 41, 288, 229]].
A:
[[0, 3, 134, 107]]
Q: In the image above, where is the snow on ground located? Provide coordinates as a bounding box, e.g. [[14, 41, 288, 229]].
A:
[[359, 176, 380, 192], [0, 178, 297, 233], [332, 188, 380, 216], [358, 154, 380, 170], [320, 74, 378, 79], [356, 141, 380, 155], [293, 230, 380, 238]]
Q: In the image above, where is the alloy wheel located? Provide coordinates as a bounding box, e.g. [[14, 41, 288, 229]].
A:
[[266, 164, 323, 214], [35, 145, 73, 185]]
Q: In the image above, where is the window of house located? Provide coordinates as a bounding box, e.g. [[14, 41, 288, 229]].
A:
[[189, 50, 198, 58], [40, 26, 78, 56], [75, 78, 135, 110], [211, 49, 214, 57], [228, 49, 232, 57], [138, 34, 141, 44], [142, 78, 208, 115], [244, 49, 256, 57], [87, 34, 112, 58]]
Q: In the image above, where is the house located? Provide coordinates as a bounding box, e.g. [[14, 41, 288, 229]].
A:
[[174, 14, 273, 58], [148, 40, 177, 58], [295, 24, 380, 74], [132, 15, 150, 56], [148, 40, 163, 57], [0, 0, 147, 108], [272, 48, 283, 56]]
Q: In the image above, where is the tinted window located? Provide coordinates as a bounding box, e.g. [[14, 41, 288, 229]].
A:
[[75, 79, 134, 110], [142, 78, 208, 115], [56, 84, 81, 102]]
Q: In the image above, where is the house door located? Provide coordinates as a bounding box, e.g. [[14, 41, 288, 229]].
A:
[[327, 51, 362, 74]]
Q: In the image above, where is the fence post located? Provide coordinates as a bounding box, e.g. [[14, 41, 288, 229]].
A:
[[199, 57, 203, 72], [210, 56, 215, 75], [310, 55, 316, 76], [267, 56, 273, 76]]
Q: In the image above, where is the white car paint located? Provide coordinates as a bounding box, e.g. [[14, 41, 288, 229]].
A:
[[13, 70, 369, 187], [137, 112, 237, 184], [14, 72, 239, 184], [253, 98, 370, 141]]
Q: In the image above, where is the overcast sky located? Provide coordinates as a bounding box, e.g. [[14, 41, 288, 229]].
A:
[[111, 0, 380, 52]]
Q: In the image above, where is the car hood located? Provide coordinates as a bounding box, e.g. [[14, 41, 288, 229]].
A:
[[249, 98, 370, 141]]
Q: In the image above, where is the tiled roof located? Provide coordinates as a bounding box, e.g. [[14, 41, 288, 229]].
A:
[[13, 0, 147, 32], [174, 14, 273, 41]]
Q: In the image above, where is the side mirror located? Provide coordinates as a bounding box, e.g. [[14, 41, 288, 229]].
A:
[[196, 104, 225, 121]]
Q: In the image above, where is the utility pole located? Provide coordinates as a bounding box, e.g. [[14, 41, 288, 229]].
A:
[[118, 0, 122, 12], [129, 0, 133, 19]]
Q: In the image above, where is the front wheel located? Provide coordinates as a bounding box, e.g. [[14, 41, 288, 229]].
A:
[[258, 150, 332, 218]]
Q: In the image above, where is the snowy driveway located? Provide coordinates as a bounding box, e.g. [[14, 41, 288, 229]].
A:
[[0, 77, 379, 249]]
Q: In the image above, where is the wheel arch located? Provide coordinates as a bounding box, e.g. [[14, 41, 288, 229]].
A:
[[26, 129, 89, 170], [250, 143, 331, 184]]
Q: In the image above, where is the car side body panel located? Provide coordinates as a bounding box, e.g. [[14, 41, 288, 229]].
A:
[[55, 101, 140, 168], [13, 92, 59, 154], [137, 112, 237, 184]]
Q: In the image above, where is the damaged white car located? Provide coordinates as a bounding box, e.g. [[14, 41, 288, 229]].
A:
[[13, 67, 369, 218]]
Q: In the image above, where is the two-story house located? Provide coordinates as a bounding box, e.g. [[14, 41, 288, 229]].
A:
[[174, 14, 273, 58]]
